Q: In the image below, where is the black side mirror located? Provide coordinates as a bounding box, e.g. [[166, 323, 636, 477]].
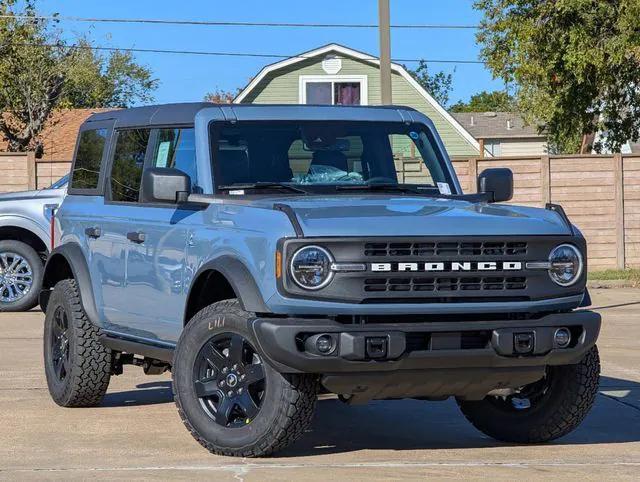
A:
[[477, 168, 513, 203], [141, 167, 191, 204]]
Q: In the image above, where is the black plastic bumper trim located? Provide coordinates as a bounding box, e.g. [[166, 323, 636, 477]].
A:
[[250, 310, 601, 374]]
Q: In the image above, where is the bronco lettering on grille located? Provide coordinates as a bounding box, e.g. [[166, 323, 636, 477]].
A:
[[370, 261, 523, 272]]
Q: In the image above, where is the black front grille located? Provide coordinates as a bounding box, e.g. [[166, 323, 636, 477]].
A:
[[364, 276, 527, 293], [281, 236, 585, 305], [364, 241, 527, 257]]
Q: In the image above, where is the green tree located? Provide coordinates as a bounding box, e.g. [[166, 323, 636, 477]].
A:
[[407, 61, 454, 107], [0, 1, 157, 152], [475, 0, 640, 153], [450, 90, 515, 113], [61, 42, 158, 109]]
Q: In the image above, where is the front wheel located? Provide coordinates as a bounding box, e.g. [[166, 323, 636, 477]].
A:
[[173, 300, 319, 457], [457, 346, 600, 443]]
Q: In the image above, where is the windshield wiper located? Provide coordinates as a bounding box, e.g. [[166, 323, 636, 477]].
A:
[[218, 182, 308, 194], [335, 183, 432, 194]]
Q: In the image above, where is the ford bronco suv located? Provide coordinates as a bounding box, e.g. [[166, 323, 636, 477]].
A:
[[40, 103, 600, 457]]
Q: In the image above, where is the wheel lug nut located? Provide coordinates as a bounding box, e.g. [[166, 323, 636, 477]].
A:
[[238, 388, 243, 394], [232, 364, 238, 370], [219, 380, 225, 387], [222, 367, 228, 374], [240, 374, 245, 381], [227, 390, 233, 397]]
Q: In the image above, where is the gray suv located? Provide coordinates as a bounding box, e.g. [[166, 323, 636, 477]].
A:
[[40, 103, 600, 457], [0, 175, 66, 311]]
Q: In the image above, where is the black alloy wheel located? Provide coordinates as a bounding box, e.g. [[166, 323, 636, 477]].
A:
[[50, 305, 70, 382], [193, 333, 266, 428]]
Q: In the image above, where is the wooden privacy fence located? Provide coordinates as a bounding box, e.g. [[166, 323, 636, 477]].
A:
[[447, 154, 636, 271], [1, 151, 639, 270], [0, 152, 70, 192]]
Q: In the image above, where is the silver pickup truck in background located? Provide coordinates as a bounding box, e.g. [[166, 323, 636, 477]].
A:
[[0, 175, 67, 311]]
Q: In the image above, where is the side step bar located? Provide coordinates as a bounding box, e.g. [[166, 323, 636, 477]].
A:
[[99, 331, 175, 364]]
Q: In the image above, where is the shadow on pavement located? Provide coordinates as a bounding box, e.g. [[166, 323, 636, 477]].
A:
[[98, 376, 640, 454], [101, 381, 173, 407]]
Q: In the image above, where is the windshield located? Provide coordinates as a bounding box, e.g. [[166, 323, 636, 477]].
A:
[[48, 175, 69, 190], [210, 121, 455, 193]]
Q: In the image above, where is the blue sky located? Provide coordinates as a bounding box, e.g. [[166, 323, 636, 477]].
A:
[[39, 0, 504, 106]]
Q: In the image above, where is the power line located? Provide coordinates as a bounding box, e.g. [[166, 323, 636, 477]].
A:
[[18, 42, 485, 64], [0, 14, 479, 29]]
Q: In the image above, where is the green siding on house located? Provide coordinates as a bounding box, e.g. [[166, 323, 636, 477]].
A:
[[240, 55, 479, 157]]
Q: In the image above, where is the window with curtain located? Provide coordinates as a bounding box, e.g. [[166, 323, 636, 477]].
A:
[[305, 81, 362, 105]]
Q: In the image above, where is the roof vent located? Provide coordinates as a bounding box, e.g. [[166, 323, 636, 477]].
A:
[[470, 115, 475, 126], [322, 55, 342, 75], [507, 119, 513, 130]]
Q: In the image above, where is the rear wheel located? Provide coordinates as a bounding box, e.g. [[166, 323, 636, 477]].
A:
[[43, 279, 112, 407], [173, 300, 319, 457], [457, 346, 600, 443], [0, 240, 42, 312]]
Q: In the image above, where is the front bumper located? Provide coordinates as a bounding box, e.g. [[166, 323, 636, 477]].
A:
[[251, 310, 601, 401]]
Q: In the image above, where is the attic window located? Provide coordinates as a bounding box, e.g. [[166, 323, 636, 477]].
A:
[[299, 75, 368, 106]]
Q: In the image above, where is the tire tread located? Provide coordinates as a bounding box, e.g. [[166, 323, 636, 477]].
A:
[[45, 279, 111, 407], [458, 346, 600, 443], [174, 300, 319, 457]]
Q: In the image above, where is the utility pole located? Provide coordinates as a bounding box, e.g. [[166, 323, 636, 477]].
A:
[[378, 0, 392, 104]]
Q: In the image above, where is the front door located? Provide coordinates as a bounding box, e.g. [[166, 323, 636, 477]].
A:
[[112, 127, 198, 342]]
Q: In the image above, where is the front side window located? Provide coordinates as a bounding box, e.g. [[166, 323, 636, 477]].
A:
[[151, 128, 197, 191], [71, 129, 108, 190], [109, 129, 150, 203], [210, 121, 453, 193]]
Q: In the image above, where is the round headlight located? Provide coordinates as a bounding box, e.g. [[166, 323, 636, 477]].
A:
[[548, 244, 583, 286], [290, 246, 334, 290]]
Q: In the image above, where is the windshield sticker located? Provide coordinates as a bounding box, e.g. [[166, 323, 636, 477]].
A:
[[228, 189, 245, 196], [156, 141, 171, 168], [437, 182, 452, 195], [409, 131, 420, 140]]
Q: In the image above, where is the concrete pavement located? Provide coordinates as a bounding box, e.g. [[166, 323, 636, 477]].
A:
[[1, 288, 639, 480]]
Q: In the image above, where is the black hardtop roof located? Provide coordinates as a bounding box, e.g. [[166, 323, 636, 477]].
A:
[[84, 102, 420, 128]]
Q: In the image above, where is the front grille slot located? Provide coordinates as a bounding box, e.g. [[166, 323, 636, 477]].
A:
[[364, 241, 527, 257], [364, 276, 527, 293]]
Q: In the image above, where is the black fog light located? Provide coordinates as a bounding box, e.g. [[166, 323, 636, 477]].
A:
[[305, 334, 337, 356], [316, 335, 335, 354], [554, 328, 571, 348]]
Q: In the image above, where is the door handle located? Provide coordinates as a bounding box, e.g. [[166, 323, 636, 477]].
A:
[[126, 231, 146, 244], [85, 227, 101, 239]]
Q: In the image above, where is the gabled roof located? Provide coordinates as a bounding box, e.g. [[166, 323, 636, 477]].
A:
[[234, 43, 479, 151]]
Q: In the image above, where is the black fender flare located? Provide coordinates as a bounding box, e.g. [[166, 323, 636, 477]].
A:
[[40, 242, 100, 326], [185, 256, 270, 320]]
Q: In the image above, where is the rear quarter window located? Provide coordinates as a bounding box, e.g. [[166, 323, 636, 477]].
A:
[[70, 129, 108, 191]]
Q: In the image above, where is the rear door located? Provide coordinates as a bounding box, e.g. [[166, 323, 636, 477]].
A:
[[62, 121, 116, 329]]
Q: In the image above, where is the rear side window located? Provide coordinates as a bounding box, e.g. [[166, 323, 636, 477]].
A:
[[70, 129, 108, 190], [151, 128, 197, 190], [109, 129, 150, 203]]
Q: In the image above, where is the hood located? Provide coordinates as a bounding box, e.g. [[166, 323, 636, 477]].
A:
[[0, 187, 63, 203], [246, 195, 571, 237]]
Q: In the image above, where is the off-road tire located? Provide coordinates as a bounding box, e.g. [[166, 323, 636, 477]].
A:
[[43, 279, 112, 407], [457, 345, 600, 443], [173, 299, 319, 457], [0, 240, 43, 312]]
